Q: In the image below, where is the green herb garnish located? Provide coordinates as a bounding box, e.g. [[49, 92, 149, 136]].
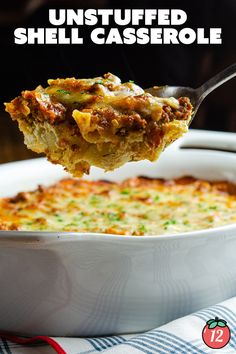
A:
[[73, 212, 86, 221], [57, 89, 71, 94], [69, 199, 76, 205], [107, 212, 121, 222], [164, 219, 177, 226], [90, 195, 101, 204], [209, 206, 218, 210], [65, 223, 78, 227], [163, 219, 177, 229], [138, 224, 147, 233], [54, 213, 64, 222], [120, 189, 130, 195]]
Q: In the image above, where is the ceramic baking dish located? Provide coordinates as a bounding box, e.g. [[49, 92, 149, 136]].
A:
[[0, 129, 236, 337]]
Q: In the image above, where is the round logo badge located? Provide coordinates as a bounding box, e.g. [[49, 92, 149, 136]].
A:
[[202, 317, 231, 349]]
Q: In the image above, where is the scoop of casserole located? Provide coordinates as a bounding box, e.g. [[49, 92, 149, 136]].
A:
[[5, 73, 193, 177]]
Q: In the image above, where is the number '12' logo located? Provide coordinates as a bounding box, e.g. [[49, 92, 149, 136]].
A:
[[202, 317, 231, 349]]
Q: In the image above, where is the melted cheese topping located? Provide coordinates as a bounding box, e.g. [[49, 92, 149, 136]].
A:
[[0, 177, 236, 235]]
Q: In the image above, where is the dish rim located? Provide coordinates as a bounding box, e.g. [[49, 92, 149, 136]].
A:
[[0, 221, 236, 243]]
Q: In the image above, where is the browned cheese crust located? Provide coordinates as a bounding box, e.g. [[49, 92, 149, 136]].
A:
[[0, 176, 235, 235]]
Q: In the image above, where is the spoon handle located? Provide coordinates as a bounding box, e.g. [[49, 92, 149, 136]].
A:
[[197, 62, 236, 102]]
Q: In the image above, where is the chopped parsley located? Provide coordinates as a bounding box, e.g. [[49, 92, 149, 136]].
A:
[[138, 224, 147, 233], [54, 213, 64, 222], [90, 195, 101, 204], [164, 219, 177, 226], [107, 212, 122, 222], [129, 80, 134, 83], [209, 206, 218, 210], [163, 219, 177, 229], [95, 80, 103, 85], [120, 189, 130, 195], [73, 212, 86, 221], [82, 220, 90, 227], [65, 223, 78, 227], [57, 217, 64, 222], [198, 203, 218, 212], [69, 199, 76, 205], [154, 195, 160, 202], [57, 89, 71, 95]]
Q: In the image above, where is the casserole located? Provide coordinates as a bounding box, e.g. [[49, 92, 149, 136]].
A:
[[0, 129, 236, 336], [1, 176, 236, 234]]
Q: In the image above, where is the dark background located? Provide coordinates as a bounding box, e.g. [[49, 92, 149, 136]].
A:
[[0, 0, 236, 163]]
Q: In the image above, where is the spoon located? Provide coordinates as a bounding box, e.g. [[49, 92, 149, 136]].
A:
[[146, 62, 236, 123]]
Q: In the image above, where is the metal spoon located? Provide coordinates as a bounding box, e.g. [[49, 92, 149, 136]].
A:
[[146, 62, 236, 123]]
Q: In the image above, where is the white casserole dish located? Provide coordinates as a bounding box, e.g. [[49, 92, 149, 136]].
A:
[[0, 129, 236, 337]]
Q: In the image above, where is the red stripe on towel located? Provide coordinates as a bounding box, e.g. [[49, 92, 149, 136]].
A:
[[0, 334, 66, 354]]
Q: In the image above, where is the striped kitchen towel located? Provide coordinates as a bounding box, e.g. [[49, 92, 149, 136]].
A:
[[1, 296, 236, 354]]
